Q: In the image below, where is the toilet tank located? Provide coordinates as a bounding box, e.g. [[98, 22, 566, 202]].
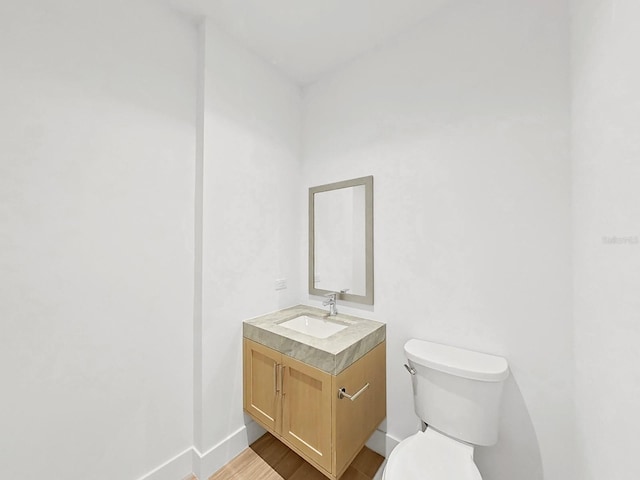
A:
[[404, 339, 509, 446]]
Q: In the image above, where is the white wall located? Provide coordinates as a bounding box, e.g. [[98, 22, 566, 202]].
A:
[[572, 1, 640, 479], [301, 1, 573, 479], [0, 1, 197, 479], [197, 19, 302, 473]]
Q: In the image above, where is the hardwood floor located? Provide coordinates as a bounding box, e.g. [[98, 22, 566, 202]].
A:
[[209, 433, 384, 480]]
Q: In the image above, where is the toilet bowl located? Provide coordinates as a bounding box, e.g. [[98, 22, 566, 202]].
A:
[[382, 339, 509, 480], [382, 428, 481, 480]]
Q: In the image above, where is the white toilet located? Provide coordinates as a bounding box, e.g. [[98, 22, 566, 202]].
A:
[[382, 339, 509, 480]]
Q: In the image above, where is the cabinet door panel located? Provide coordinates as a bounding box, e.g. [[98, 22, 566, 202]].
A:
[[243, 339, 281, 432], [281, 355, 332, 472]]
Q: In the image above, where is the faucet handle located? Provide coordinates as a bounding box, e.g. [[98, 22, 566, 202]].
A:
[[322, 292, 336, 307], [322, 292, 338, 315]]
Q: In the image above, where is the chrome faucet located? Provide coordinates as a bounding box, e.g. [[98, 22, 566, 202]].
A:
[[323, 292, 338, 316]]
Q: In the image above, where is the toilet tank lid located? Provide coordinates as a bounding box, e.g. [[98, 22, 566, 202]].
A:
[[404, 339, 509, 382]]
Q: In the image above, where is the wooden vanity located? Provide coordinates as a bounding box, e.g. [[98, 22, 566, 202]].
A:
[[243, 306, 386, 480]]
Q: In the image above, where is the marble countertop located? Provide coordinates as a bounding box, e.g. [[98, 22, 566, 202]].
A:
[[243, 305, 385, 375]]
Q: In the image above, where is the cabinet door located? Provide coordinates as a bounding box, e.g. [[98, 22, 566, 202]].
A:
[[281, 355, 332, 473], [243, 339, 281, 432]]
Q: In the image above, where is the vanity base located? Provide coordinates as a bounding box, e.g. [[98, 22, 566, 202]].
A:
[[243, 338, 386, 479]]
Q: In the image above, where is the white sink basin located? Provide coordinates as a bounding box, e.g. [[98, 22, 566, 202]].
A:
[[278, 315, 348, 339]]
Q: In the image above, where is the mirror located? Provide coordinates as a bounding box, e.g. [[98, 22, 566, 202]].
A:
[[309, 176, 373, 305]]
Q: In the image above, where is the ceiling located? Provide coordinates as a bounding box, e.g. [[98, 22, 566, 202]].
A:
[[168, 0, 450, 85]]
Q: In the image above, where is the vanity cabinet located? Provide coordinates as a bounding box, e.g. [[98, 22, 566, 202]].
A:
[[243, 338, 386, 479], [243, 339, 333, 471]]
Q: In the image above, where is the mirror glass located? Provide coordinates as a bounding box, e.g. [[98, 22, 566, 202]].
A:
[[309, 176, 373, 305]]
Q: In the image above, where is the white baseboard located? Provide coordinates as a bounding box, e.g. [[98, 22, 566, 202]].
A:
[[136, 420, 265, 480], [192, 423, 256, 479], [383, 432, 401, 458], [192, 420, 266, 479], [366, 429, 401, 459], [136, 422, 393, 480], [365, 429, 386, 457], [366, 430, 402, 480], [135, 447, 193, 480], [245, 419, 267, 445]]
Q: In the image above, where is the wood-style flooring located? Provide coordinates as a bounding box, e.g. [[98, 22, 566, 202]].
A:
[[209, 433, 384, 480]]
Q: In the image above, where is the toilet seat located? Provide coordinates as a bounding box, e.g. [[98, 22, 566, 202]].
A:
[[383, 428, 482, 480]]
